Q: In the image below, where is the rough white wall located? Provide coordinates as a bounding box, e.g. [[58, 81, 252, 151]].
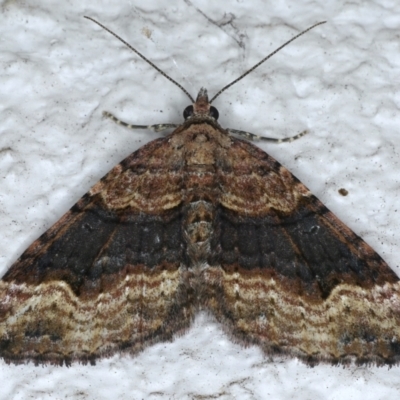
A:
[[0, 0, 399, 399]]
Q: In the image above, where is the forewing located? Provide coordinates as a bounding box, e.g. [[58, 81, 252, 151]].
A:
[[208, 137, 400, 365], [0, 136, 191, 365]]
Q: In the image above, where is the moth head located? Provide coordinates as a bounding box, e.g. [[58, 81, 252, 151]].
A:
[[183, 88, 219, 121]]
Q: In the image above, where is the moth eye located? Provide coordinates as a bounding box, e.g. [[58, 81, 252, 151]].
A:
[[209, 106, 219, 120], [183, 105, 194, 120]]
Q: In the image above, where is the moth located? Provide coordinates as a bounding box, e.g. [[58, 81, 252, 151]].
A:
[[1, 18, 399, 367]]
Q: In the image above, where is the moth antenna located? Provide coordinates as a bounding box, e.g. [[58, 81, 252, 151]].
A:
[[210, 21, 326, 103], [84, 16, 195, 103]]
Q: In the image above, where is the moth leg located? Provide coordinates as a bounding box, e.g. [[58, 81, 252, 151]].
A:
[[103, 111, 179, 133], [227, 128, 308, 143]]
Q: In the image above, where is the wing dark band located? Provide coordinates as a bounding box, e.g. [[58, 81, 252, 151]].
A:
[[210, 204, 398, 298], [3, 199, 186, 297]]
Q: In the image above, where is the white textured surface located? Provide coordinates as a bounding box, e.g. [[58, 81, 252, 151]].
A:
[[1, 0, 400, 399]]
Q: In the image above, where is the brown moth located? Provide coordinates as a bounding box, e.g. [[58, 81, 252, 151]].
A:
[[1, 18, 399, 367]]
